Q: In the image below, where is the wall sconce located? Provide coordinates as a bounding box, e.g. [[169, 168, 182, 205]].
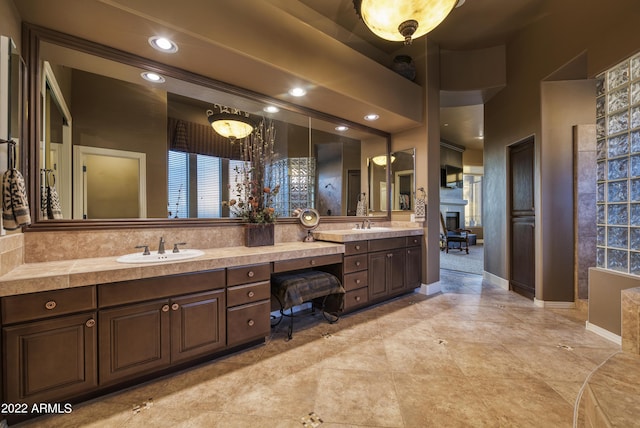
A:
[[353, 0, 457, 45], [371, 155, 396, 166], [206, 104, 255, 142]]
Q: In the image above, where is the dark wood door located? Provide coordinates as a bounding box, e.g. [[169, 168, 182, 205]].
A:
[[368, 251, 388, 300], [346, 170, 361, 216], [170, 290, 226, 363], [509, 138, 536, 299], [388, 249, 406, 294], [99, 299, 170, 385], [3, 312, 97, 403], [405, 245, 422, 289]]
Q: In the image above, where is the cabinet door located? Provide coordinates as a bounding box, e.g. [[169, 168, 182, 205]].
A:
[[388, 249, 406, 294], [368, 251, 389, 300], [99, 299, 170, 385], [170, 290, 226, 363], [405, 246, 422, 289], [4, 312, 97, 403]]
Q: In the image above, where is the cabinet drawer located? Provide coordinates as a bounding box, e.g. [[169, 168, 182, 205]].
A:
[[343, 270, 368, 291], [227, 263, 271, 286], [227, 281, 270, 307], [1, 286, 96, 325], [272, 253, 342, 273], [343, 254, 368, 274], [227, 300, 270, 347], [368, 237, 406, 252], [406, 235, 422, 247], [99, 269, 224, 308], [345, 241, 367, 255], [343, 288, 368, 311]]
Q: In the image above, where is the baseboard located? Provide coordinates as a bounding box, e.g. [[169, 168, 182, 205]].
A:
[[483, 271, 509, 290], [533, 298, 576, 309], [585, 321, 622, 345], [419, 282, 441, 296]]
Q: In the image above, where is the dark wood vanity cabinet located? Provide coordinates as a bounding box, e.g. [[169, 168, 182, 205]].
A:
[[368, 246, 406, 300], [98, 270, 226, 385], [405, 236, 423, 289], [1, 287, 98, 405], [226, 263, 271, 347]]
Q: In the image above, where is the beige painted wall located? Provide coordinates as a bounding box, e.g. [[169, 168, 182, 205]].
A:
[[483, 0, 640, 301]]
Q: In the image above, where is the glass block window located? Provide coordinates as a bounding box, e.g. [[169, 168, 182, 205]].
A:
[[268, 158, 316, 217], [596, 52, 640, 273]]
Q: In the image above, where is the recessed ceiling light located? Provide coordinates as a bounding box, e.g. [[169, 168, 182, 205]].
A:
[[148, 36, 178, 53], [335, 125, 349, 132], [364, 114, 379, 121], [141, 72, 165, 83], [289, 87, 307, 97], [263, 105, 280, 113]]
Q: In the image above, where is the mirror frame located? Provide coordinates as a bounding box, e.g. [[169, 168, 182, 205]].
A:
[[22, 24, 391, 231]]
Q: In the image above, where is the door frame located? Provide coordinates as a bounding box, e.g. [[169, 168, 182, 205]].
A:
[[73, 145, 147, 219]]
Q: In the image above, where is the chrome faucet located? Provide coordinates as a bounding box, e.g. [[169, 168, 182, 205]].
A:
[[362, 219, 370, 229], [158, 237, 166, 254]]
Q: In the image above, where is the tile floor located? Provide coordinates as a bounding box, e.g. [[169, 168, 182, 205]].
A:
[[17, 270, 621, 427]]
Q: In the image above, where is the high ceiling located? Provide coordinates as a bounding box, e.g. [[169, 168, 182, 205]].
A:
[[14, 0, 549, 152]]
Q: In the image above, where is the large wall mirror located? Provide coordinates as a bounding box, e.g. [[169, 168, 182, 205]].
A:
[[367, 148, 415, 213], [25, 25, 390, 229]]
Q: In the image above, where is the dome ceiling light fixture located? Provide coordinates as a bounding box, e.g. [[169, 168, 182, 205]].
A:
[[353, 0, 458, 45], [371, 155, 396, 166], [206, 104, 255, 142]]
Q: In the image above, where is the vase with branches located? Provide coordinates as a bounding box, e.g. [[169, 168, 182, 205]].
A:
[[225, 119, 280, 224]]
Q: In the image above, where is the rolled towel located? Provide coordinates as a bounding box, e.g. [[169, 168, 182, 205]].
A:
[[2, 168, 31, 230]]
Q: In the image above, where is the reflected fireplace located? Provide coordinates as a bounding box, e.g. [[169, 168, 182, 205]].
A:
[[446, 212, 460, 231]]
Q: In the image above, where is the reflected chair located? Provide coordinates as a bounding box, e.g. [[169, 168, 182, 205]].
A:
[[439, 212, 472, 254]]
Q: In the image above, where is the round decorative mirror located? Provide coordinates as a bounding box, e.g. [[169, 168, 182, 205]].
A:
[[299, 208, 320, 242]]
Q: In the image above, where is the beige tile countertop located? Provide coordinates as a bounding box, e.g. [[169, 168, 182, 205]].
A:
[[313, 225, 424, 243], [0, 241, 344, 297]]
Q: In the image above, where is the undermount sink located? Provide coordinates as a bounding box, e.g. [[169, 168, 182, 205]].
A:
[[116, 249, 204, 263], [351, 227, 394, 232]]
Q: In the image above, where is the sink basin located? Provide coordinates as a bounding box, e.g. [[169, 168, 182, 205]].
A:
[[351, 227, 394, 232], [117, 249, 204, 263]]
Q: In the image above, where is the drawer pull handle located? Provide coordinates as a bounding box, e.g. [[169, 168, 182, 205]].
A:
[[355, 261, 361, 266], [248, 291, 255, 298], [45, 300, 57, 310], [247, 271, 255, 278], [247, 319, 255, 327], [85, 319, 96, 328], [407, 250, 411, 254], [355, 245, 361, 250], [355, 279, 361, 284], [172, 303, 180, 311], [162, 304, 170, 312], [355, 296, 361, 302], [387, 253, 393, 258]]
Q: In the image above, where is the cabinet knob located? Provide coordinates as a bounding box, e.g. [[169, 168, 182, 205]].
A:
[[45, 300, 57, 310], [247, 271, 255, 278], [355, 279, 361, 284], [407, 250, 411, 254], [85, 319, 96, 328], [356, 261, 361, 266], [172, 303, 180, 311], [247, 291, 255, 298], [162, 304, 170, 312], [310, 260, 316, 265], [355, 296, 361, 302], [247, 319, 255, 327], [355, 245, 361, 250]]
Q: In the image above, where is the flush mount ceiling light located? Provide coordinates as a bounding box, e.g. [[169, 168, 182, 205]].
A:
[[148, 36, 178, 53], [140, 72, 165, 83], [288, 87, 307, 97], [364, 113, 379, 121], [206, 105, 255, 142], [335, 125, 349, 132], [263, 105, 280, 113], [353, 0, 457, 45]]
